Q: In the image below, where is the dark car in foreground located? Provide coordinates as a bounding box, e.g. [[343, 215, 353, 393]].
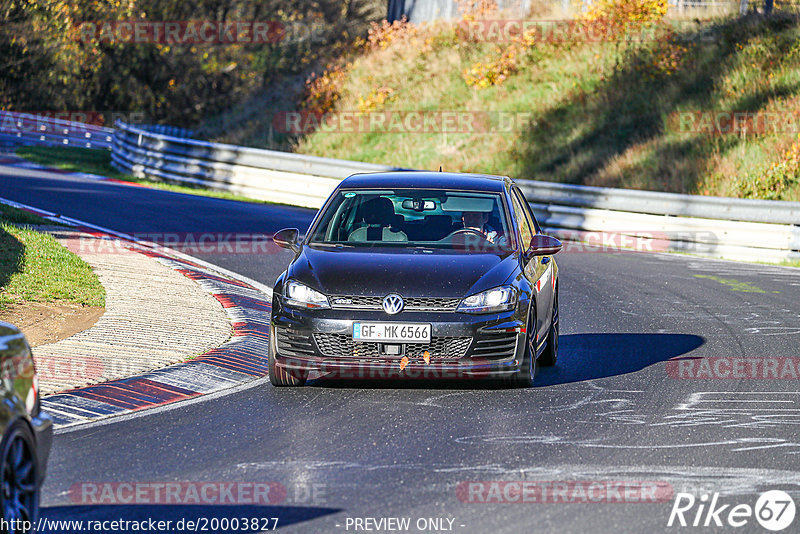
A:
[[269, 172, 561, 387], [0, 321, 52, 530]]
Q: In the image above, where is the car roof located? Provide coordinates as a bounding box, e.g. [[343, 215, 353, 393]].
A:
[[339, 171, 510, 193]]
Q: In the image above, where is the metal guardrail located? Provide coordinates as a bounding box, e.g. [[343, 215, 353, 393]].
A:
[[0, 111, 114, 150], [112, 121, 402, 208], [137, 124, 195, 139], [517, 181, 799, 225], [111, 120, 800, 264]]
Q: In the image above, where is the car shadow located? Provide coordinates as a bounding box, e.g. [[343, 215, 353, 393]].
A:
[[310, 333, 704, 389], [40, 504, 341, 532], [535, 332, 704, 386]]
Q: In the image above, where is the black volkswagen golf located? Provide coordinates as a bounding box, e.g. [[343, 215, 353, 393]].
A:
[[269, 171, 561, 387]]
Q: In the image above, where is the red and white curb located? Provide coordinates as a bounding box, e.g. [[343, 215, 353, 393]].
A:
[[0, 191, 275, 430]]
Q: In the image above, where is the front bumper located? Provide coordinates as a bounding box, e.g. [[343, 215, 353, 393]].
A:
[[270, 303, 527, 379]]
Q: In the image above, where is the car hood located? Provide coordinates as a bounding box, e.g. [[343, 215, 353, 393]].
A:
[[288, 246, 519, 298]]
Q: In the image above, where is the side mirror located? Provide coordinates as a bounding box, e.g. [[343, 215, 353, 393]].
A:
[[273, 228, 301, 253], [527, 234, 562, 256]]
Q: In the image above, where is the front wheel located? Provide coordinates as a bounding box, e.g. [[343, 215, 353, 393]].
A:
[[509, 309, 537, 387], [539, 289, 559, 367], [1, 421, 39, 531], [268, 330, 307, 387]]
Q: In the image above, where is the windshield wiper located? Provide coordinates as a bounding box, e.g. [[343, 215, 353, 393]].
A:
[[310, 242, 354, 248]]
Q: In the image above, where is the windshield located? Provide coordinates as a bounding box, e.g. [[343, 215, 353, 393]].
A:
[[307, 189, 514, 252]]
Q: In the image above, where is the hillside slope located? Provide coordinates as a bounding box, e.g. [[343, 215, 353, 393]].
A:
[[208, 9, 800, 201]]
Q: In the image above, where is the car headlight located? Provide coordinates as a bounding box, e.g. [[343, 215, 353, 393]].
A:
[[457, 286, 517, 314], [284, 280, 330, 309]]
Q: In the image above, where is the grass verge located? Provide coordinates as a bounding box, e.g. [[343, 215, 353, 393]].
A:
[[0, 204, 105, 309]]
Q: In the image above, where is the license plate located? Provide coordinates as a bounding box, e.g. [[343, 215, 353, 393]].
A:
[[352, 322, 431, 343]]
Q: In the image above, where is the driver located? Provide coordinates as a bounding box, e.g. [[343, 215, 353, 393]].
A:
[[461, 211, 499, 244]]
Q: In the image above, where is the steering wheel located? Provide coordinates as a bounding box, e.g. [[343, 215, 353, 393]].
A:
[[447, 228, 488, 240]]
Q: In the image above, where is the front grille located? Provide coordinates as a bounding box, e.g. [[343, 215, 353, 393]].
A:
[[313, 333, 471, 360], [275, 328, 315, 357], [329, 295, 461, 312], [470, 333, 518, 361]]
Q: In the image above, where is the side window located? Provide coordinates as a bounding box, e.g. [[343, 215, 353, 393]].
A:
[[510, 191, 534, 251], [513, 187, 541, 234]]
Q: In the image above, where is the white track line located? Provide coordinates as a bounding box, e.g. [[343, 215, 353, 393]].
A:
[[0, 196, 274, 299], [54, 377, 269, 435]]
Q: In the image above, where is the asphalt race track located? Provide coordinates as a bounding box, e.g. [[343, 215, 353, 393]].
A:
[[3, 166, 800, 533]]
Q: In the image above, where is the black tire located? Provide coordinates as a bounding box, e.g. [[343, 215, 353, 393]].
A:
[[539, 288, 559, 367], [268, 331, 307, 387], [1, 421, 39, 533], [509, 308, 537, 387]]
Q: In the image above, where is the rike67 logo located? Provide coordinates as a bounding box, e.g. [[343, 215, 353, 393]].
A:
[[668, 490, 796, 531]]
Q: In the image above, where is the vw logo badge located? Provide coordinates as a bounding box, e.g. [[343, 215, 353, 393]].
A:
[[382, 294, 404, 315]]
